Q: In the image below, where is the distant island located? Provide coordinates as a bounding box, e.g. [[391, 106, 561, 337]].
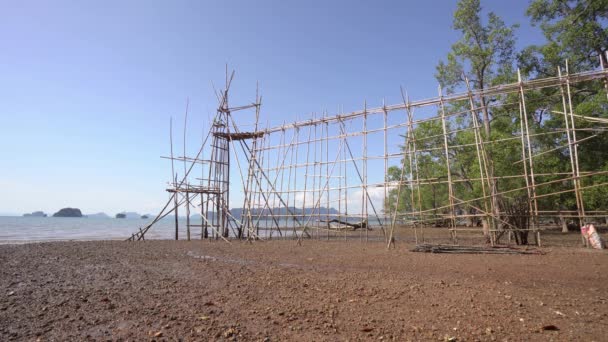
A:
[[52, 208, 83, 217], [141, 215, 149, 219], [23, 211, 47, 217], [87, 212, 110, 219], [114, 212, 142, 219]]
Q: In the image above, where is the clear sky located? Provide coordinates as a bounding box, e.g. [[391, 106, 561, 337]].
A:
[[0, 0, 545, 216]]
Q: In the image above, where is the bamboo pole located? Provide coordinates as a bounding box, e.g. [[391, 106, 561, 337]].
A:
[[363, 102, 368, 242], [565, 61, 587, 227], [438, 85, 457, 244], [383, 100, 388, 243], [518, 69, 539, 246], [183, 99, 190, 241], [302, 123, 312, 239], [464, 77, 492, 241], [403, 90, 423, 243], [326, 118, 330, 241]]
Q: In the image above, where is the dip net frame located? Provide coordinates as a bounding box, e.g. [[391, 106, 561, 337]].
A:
[[129, 61, 608, 248]]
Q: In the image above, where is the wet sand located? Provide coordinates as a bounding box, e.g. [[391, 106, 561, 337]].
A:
[[0, 235, 607, 341]]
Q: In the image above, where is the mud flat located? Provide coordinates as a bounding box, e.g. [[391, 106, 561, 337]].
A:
[[0, 237, 606, 341]]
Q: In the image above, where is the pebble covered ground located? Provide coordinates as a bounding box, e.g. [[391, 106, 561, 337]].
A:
[[0, 235, 606, 341]]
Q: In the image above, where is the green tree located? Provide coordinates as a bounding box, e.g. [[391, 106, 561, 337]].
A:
[[436, 0, 519, 236], [436, 0, 518, 136], [519, 0, 608, 229], [520, 0, 608, 76]]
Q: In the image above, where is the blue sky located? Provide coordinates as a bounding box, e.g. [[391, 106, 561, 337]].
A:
[[0, 0, 545, 216]]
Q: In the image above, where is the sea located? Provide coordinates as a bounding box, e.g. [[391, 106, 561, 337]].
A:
[[0, 215, 394, 244], [0, 216, 178, 243], [0, 216, 339, 243]]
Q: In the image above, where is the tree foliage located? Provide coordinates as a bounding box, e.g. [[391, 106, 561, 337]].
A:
[[520, 0, 608, 76], [386, 0, 608, 233]]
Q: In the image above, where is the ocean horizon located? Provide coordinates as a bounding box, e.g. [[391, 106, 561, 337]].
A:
[[0, 215, 387, 243]]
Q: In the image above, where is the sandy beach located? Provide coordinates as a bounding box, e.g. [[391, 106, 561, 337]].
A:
[[1, 235, 607, 341]]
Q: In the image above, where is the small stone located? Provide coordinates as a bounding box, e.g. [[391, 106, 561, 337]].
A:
[[224, 327, 236, 337], [541, 325, 559, 331], [153, 331, 163, 337]]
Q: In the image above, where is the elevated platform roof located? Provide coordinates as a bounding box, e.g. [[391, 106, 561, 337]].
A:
[[212, 131, 264, 140], [166, 186, 223, 194]]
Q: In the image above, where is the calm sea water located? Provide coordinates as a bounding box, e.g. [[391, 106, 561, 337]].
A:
[[0, 216, 390, 244], [0, 216, 186, 243], [0, 216, 305, 243]]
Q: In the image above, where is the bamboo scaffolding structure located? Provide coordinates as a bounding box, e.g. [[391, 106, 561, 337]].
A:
[[130, 66, 608, 251]]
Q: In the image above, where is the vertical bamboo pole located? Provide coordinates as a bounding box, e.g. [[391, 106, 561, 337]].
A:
[[363, 102, 368, 242], [564, 61, 587, 230], [293, 126, 300, 237], [518, 70, 539, 246], [517, 72, 534, 245], [405, 93, 423, 243], [247, 89, 262, 239], [601, 52, 608, 101], [399, 89, 418, 244], [342, 118, 348, 241], [302, 124, 312, 239], [183, 99, 190, 241], [255, 129, 267, 237], [287, 127, 296, 237], [186, 192, 191, 241], [387, 91, 413, 248], [265, 122, 274, 237], [438, 85, 457, 244], [312, 114, 318, 239], [326, 119, 330, 240], [279, 125, 288, 236], [170, 116, 179, 241], [174, 175, 179, 240], [276, 125, 286, 234], [317, 116, 323, 240], [338, 113, 343, 240], [464, 77, 491, 243], [383, 101, 389, 243]]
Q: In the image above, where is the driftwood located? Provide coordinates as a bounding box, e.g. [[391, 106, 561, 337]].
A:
[[322, 219, 369, 230], [411, 244, 543, 255]]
